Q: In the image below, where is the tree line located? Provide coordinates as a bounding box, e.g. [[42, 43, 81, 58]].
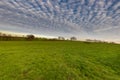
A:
[[0, 32, 77, 41], [0, 32, 116, 44]]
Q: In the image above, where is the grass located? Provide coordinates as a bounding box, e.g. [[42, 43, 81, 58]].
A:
[[0, 41, 120, 80]]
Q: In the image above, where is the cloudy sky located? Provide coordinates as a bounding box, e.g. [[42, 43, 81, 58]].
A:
[[0, 0, 120, 41]]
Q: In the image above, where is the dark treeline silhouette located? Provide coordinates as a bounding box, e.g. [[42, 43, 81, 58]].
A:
[[1, 32, 109, 43], [0, 32, 25, 41], [0, 32, 116, 44], [0, 32, 60, 41], [0, 32, 78, 41], [0, 32, 35, 41]]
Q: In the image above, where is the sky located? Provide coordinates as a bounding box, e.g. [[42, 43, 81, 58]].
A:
[[0, 0, 120, 42]]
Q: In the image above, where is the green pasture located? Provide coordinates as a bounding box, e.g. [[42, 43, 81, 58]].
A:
[[0, 41, 120, 80]]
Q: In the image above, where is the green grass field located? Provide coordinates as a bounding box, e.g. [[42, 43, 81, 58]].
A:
[[0, 41, 120, 80]]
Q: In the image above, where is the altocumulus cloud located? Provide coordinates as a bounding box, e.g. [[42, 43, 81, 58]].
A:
[[0, 0, 120, 41]]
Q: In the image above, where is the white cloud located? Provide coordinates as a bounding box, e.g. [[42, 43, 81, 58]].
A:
[[0, 0, 120, 41]]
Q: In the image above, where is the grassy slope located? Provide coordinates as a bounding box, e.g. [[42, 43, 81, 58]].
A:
[[0, 41, 120, 80]]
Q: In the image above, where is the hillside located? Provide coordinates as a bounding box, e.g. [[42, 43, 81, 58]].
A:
[[0, 41, 120, 80]]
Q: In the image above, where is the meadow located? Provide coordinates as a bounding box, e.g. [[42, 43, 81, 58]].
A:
[[0, 41, 120, 80]]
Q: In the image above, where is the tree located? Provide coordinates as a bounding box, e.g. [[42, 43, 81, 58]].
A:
[[70, 37, 77, 41], [26, 35, 35, 40], [0, 32, 2, 36], [58, 36, 65, 40]]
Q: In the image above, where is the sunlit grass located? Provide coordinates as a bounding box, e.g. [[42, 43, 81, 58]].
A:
[[0, 41, 120, 80]]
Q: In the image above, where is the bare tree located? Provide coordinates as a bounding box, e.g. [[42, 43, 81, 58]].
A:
[[70, 37, 77, 41], [58, 36, 65, 40]]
